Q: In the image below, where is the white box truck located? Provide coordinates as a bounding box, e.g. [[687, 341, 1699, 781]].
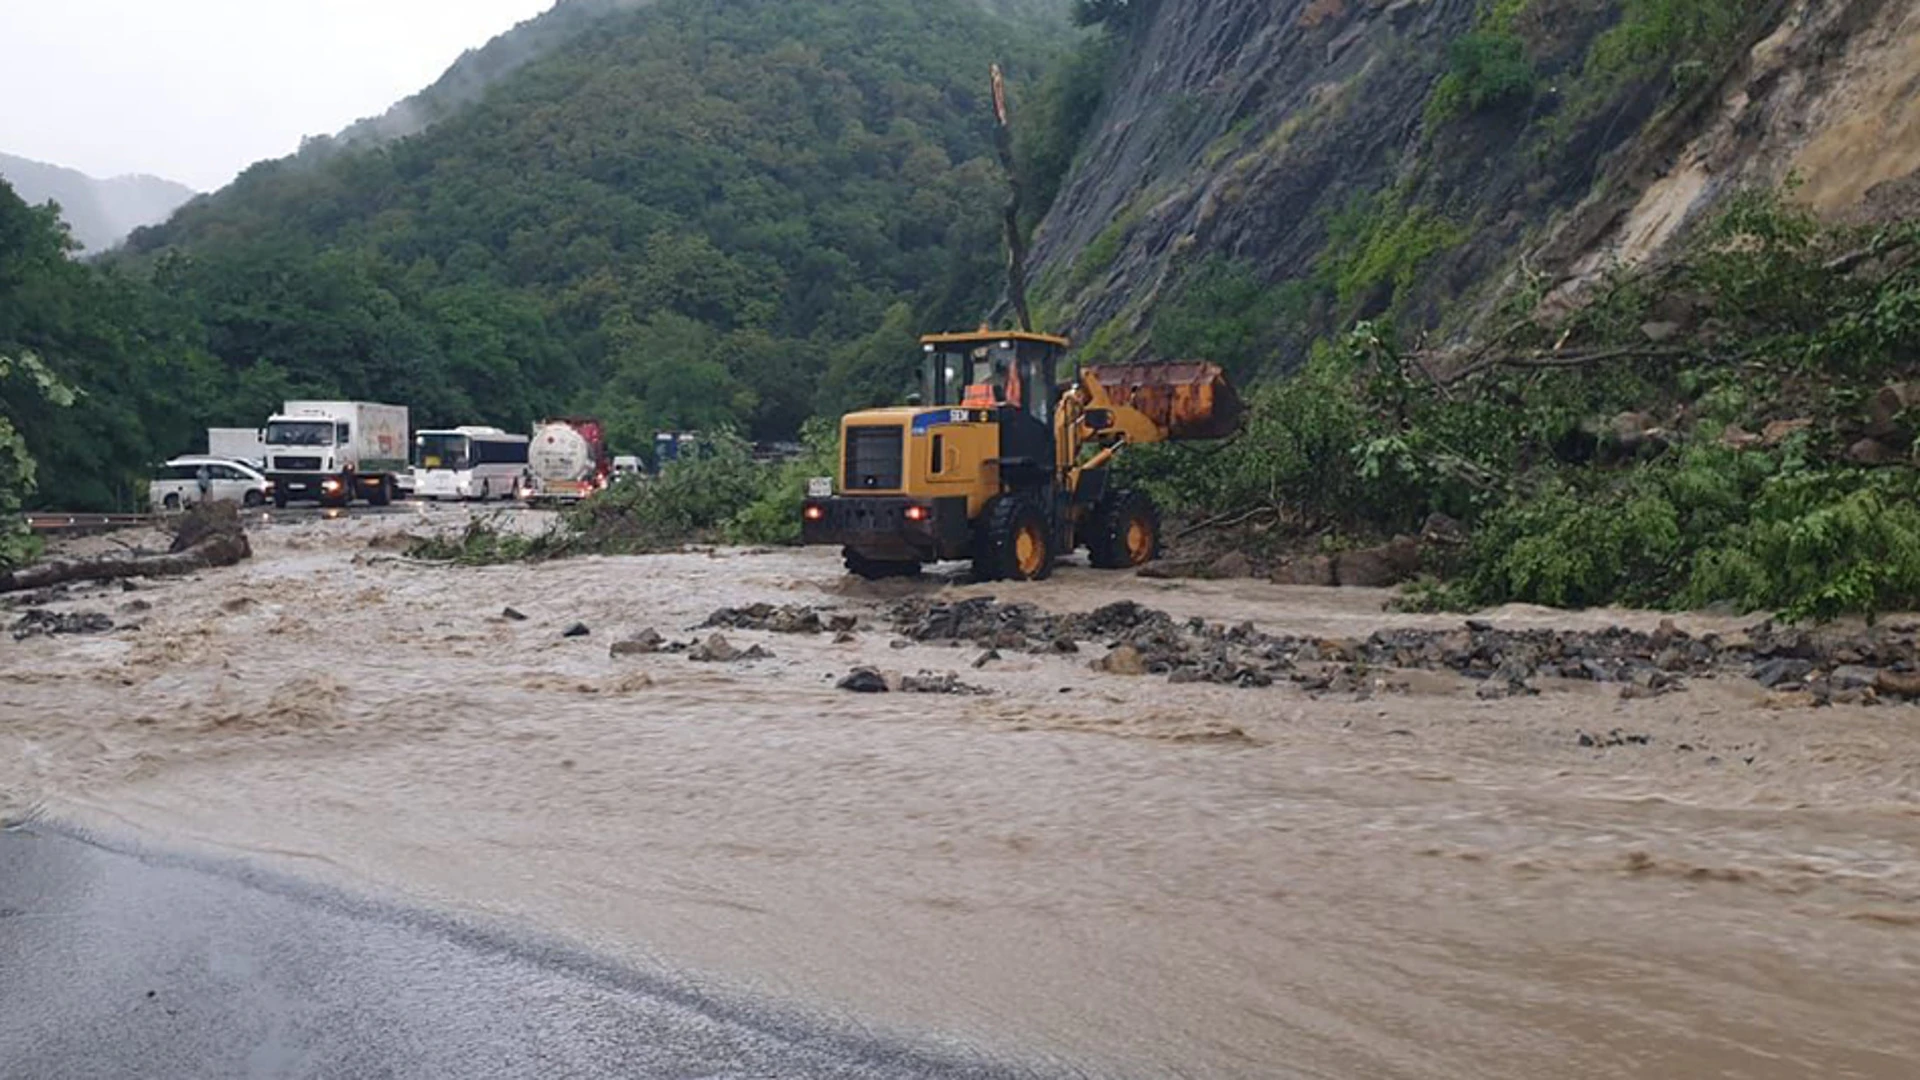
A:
[[262, 401, 410, 508], [206, 428, 270, 470]]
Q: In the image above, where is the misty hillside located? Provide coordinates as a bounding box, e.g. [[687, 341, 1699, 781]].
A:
[[0, 153, 195, 253]]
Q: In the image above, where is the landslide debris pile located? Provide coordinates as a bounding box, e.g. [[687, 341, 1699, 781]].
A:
[[887, 597, 1920, 704]]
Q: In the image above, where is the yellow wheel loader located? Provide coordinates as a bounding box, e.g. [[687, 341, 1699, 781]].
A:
[[800, 330, 1241, 581]]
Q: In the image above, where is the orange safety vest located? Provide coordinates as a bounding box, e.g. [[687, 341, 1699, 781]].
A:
[[962, 384, 996, 408]]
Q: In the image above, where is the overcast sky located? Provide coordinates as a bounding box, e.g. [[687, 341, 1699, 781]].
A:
[[0, 0, 557, 192]]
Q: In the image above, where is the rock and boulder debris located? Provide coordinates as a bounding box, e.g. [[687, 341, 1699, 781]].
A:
[[1830, 665, 1881, 691], [1577, 729, 1652, 748], [610, 629, 666, 658], [11, 609, 115, 640], [1332, 536, 1422, 588], [1270, 555, 1335, 586], [689, 633, 739, 662], [972, 648, 1002, 669], [701, 604, 837, 634], [1863, 382, 1917, 441], [832, 631, 859, 645], [1750, 657, 1815, 689], [562, 622, 591, 638], [1420, 513, 1468, 548], [118, 598, 153, 615], [900, 671, 989, 695], [1761, 418, 1813, 446], [1097, 644, 1148, 675], [686, 633, 773, 662], [1845, 437, 1901, 466], [1208, 551, 1254, 579], [502, 607, 529, 621], [882, 597, 1920, 702], [837, 667, 890, 693], [1873, 670, 1920, 698]]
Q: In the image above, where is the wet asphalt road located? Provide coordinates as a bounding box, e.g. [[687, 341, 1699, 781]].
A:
[[0, 827, 1047, 1080]]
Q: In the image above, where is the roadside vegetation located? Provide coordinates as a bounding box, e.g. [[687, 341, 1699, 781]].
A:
[[1126, 190, 1920, 619], [409, 425, 836, 565]]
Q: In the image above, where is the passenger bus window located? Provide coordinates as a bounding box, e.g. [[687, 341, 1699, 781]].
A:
[[931, 435, 945, 474]]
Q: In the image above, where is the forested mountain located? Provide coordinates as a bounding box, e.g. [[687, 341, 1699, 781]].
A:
[[124, 0, 1065, 452], [0, 153, 194, 254]]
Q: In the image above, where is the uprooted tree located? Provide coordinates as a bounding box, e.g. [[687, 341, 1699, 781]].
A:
[[0, 501, 252, 594]]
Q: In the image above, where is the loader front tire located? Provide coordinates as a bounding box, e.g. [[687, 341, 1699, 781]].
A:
[[1086, 489, 1161, 570], [978, 497, 1054, 582]]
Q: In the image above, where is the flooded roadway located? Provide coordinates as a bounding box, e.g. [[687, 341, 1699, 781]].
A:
[[3, 508, 1917, 1078]]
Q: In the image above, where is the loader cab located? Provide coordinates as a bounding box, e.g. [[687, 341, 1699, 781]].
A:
[[921, 332, 1065, 484]]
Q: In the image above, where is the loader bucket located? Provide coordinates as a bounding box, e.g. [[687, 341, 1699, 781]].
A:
[[1084, 361, 1244, 441]]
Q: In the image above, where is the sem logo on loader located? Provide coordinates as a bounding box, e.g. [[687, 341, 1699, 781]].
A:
[[912, 409, 992, 434]]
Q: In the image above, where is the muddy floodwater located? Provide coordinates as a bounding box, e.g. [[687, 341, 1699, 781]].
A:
[[4, 508, 1918, 1078]]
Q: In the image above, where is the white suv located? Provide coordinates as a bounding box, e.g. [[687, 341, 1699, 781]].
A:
[[149, 456, 271, 512]]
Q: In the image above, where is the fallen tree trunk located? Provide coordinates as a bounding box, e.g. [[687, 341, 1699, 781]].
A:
[[1, 503, 251, 593]]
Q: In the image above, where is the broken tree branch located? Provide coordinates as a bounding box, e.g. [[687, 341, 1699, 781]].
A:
[[1, 504, 251, 593]]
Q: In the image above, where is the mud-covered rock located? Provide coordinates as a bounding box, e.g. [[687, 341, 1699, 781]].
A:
[[562, 622, 591, 638], [1207, 551, 1254, 579], [900, 671, 989, 695], [1332, 537, 1421, 588], [1873, 669, 1920, 698], [610, 628, 664, 658], [11, 609, 114, 640], [702, 604, 829, 634], [837, 667, 889, 693], [170, 501, 246, 555], [1097, 644, 1148, 675], [1751, 657, 1815, 689], [688, 633, 768, 662], [1271, 555, 1335, 586]]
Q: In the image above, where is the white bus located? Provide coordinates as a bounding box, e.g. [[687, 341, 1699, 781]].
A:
[[411, 426, 531, 501]]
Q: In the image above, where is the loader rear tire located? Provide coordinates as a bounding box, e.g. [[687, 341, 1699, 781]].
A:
[[844, 548, 920, 581], [1086, 489, 1161, 570], [977, 497, 1054, 582]]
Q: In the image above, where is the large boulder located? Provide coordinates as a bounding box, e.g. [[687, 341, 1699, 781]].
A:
[[1270, 554, 1335, 586], [1333, 536, 1422, 588], [170, 501, 247, 554]]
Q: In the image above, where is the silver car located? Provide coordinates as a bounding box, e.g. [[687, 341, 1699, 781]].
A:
[[149, 456, 271, 512]]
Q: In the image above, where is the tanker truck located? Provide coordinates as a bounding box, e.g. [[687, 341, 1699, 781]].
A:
[[526, 417, 611, 502], [801, 330, 1240, 581]]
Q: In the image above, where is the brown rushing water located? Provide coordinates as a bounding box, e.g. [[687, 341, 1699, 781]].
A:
[[4, 507, 1918, 1078]]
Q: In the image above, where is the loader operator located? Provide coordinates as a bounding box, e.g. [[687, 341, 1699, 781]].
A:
[[961, 344, 1022, 409]]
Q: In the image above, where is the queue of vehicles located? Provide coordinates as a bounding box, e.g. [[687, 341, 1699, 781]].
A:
[[152, 403, 685, 513]]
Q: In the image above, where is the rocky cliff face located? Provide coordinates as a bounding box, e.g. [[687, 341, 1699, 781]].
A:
[[1027, 0, 1920, 368]]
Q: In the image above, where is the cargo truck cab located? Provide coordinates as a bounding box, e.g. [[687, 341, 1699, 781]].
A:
[[263, 401, 409, 508]]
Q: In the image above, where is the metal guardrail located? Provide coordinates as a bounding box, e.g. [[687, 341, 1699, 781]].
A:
[[23, 513, 156, 534]]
